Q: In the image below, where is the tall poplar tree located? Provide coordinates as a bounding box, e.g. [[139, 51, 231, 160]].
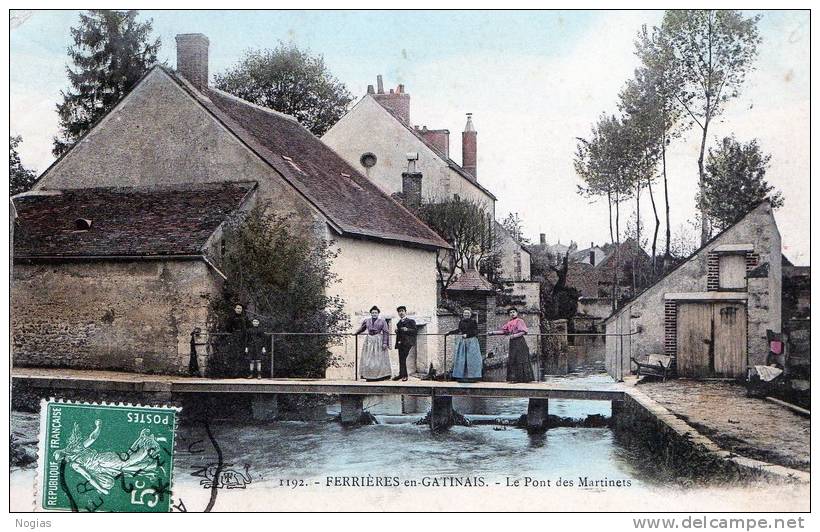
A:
[[655, 10, 762, 245], [52, 10, 160, 157]]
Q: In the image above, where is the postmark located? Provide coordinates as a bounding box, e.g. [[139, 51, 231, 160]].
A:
[[36, 399, 179, 512]]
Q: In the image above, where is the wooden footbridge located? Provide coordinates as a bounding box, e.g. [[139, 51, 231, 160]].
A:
[[12, 367, 626, 431]]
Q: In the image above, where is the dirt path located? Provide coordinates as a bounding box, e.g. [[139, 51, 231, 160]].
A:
[[637, 379, 810, 472]]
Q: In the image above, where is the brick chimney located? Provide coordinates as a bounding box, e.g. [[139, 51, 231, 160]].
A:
[[175, 33, 209, 90], [540, 233, 546, 245], [372, 75, 411, 124], [462, 113, 477, 178], [401, 153, 422, 210], [416, 126, 450, 158]]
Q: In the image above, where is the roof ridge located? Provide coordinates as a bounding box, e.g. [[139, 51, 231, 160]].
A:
[[205, 85, 301, 124]]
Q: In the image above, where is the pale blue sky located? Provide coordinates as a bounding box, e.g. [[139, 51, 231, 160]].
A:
[[9, 10, 810, 264]]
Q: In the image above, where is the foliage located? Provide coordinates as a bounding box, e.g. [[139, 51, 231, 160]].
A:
[[53, 10, 160, 157], [653, 9, 762, 243], [214, 43, 353, 136], [626, 27, 688, 263], [416, 197, 501, 288], [699, 136, 783, 231], [540, 253, 580, 321], [9, 136, 37, 195], [208, 204, 349, 378], [500, 212, 530, 245]]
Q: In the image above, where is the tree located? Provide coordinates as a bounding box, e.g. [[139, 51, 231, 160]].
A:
[[542, 253, 580, 320], [416, 197, 501, 288], [53, 10, 160, 157], [10, 136, 37, 195], [699, 136, 783, 231], [500, 212, 530, 245], [575, 114, 640, 310], [629, 25, 688, 268], [214, 44, 353, 136], [208, 204, 348, 378], [655, 10, 762, 244]]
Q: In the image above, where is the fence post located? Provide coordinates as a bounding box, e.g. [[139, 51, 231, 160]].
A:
[[270, 333, 276, 379], [354, 334, 358, 381], [443, 336, 447, 381]]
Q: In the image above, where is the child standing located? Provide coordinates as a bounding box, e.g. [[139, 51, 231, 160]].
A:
[[246, 318, 267, 379]]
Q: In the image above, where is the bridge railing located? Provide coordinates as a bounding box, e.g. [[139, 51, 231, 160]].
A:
[[194, 329, 638, 380]]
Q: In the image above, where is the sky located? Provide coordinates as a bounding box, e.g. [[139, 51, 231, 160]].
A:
[[9, 10, 810, 264]]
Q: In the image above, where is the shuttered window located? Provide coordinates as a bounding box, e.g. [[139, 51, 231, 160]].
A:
[[718, 254, 747, 290]]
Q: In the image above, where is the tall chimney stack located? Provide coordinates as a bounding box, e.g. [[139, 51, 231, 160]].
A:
[[176, 33, 209, 90], [462, 113, 477, 178]]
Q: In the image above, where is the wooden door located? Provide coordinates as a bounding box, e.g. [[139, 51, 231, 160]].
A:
[[676, 303, 713, 377], [713, 303, 747, 378]]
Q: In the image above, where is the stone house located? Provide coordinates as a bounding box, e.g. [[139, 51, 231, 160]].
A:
[[322, 75, 531, 282], [12, 182, 255, 374], [604, 201, 782, 381], [14, 33, 451, 379]]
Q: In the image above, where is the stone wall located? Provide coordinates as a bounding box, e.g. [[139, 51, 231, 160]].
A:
[[605, 202, 781, 380], [12, 260, 220, 375]]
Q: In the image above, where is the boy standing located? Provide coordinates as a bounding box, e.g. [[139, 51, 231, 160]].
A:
[[393, 306, 417, 381], [246, 318, 267, 379]]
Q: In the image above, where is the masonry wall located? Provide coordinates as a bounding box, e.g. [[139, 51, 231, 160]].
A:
[[605, 203, 781, 380], [327, 236, 440, 379], [322, 97, 495, 217], [12, 260, 220, 375], [35, 68, 325, 238], [496, 223, 531, 281]]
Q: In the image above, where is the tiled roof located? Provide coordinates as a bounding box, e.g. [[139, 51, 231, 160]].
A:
[[164, 69, 449, 250], [447, 269, 496, 292], [13, 181, 255, 258]]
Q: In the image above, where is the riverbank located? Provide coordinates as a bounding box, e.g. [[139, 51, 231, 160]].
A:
[[634, 379, 810, 472]]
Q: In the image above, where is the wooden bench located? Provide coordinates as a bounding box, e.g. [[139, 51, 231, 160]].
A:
[[631, 354, 674, 382]]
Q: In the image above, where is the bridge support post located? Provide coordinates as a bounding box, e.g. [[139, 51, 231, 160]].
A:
[[340, 394, 364, 425], [251, 394, 279, 422], [431, 395, 454, 430], [526, 398, 550, 433]]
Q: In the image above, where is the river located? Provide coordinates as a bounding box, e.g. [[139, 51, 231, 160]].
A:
[[9, 375, 810, 512]]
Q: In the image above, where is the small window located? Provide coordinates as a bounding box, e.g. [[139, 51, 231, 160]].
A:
[[360, 152, 377, 169], [74, 218, 92, 231], [718, 254, 747, 290]]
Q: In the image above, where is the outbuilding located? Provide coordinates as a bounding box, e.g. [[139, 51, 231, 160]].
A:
[[604, 201, 782, 381]]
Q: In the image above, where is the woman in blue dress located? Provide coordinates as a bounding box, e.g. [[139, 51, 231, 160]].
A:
[[446, 308, 482, 382]]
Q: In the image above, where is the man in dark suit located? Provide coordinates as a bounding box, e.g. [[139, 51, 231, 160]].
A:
[[393, 306, 417, 381]]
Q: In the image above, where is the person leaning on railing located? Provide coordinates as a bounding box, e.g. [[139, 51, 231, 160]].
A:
[[488, 307, 534, 383]]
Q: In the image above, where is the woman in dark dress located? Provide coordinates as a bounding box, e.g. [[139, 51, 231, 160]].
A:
[[489, 307, 534, 383], [446, 308, 482, 382]]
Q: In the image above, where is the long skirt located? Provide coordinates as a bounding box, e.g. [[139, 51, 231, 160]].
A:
[[360, 335, 392, 380], [452, 337, 482, 381], [506, 336, 535, 383]]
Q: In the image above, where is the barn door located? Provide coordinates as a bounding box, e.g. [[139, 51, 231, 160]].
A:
[[712, 303, 747, 378], [676, 303, 713, 377]]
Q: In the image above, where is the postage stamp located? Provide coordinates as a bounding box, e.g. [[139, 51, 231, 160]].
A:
[[36, 399, 179, 512]]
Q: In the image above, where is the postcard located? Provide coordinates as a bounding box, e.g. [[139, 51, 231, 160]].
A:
[[8, 7, 810, 516]]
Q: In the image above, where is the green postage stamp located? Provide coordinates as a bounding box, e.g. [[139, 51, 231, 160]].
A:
[[37, 399, 179, 512]]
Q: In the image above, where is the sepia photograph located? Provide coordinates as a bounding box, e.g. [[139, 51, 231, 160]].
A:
[[6, 4, 812, 520]]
